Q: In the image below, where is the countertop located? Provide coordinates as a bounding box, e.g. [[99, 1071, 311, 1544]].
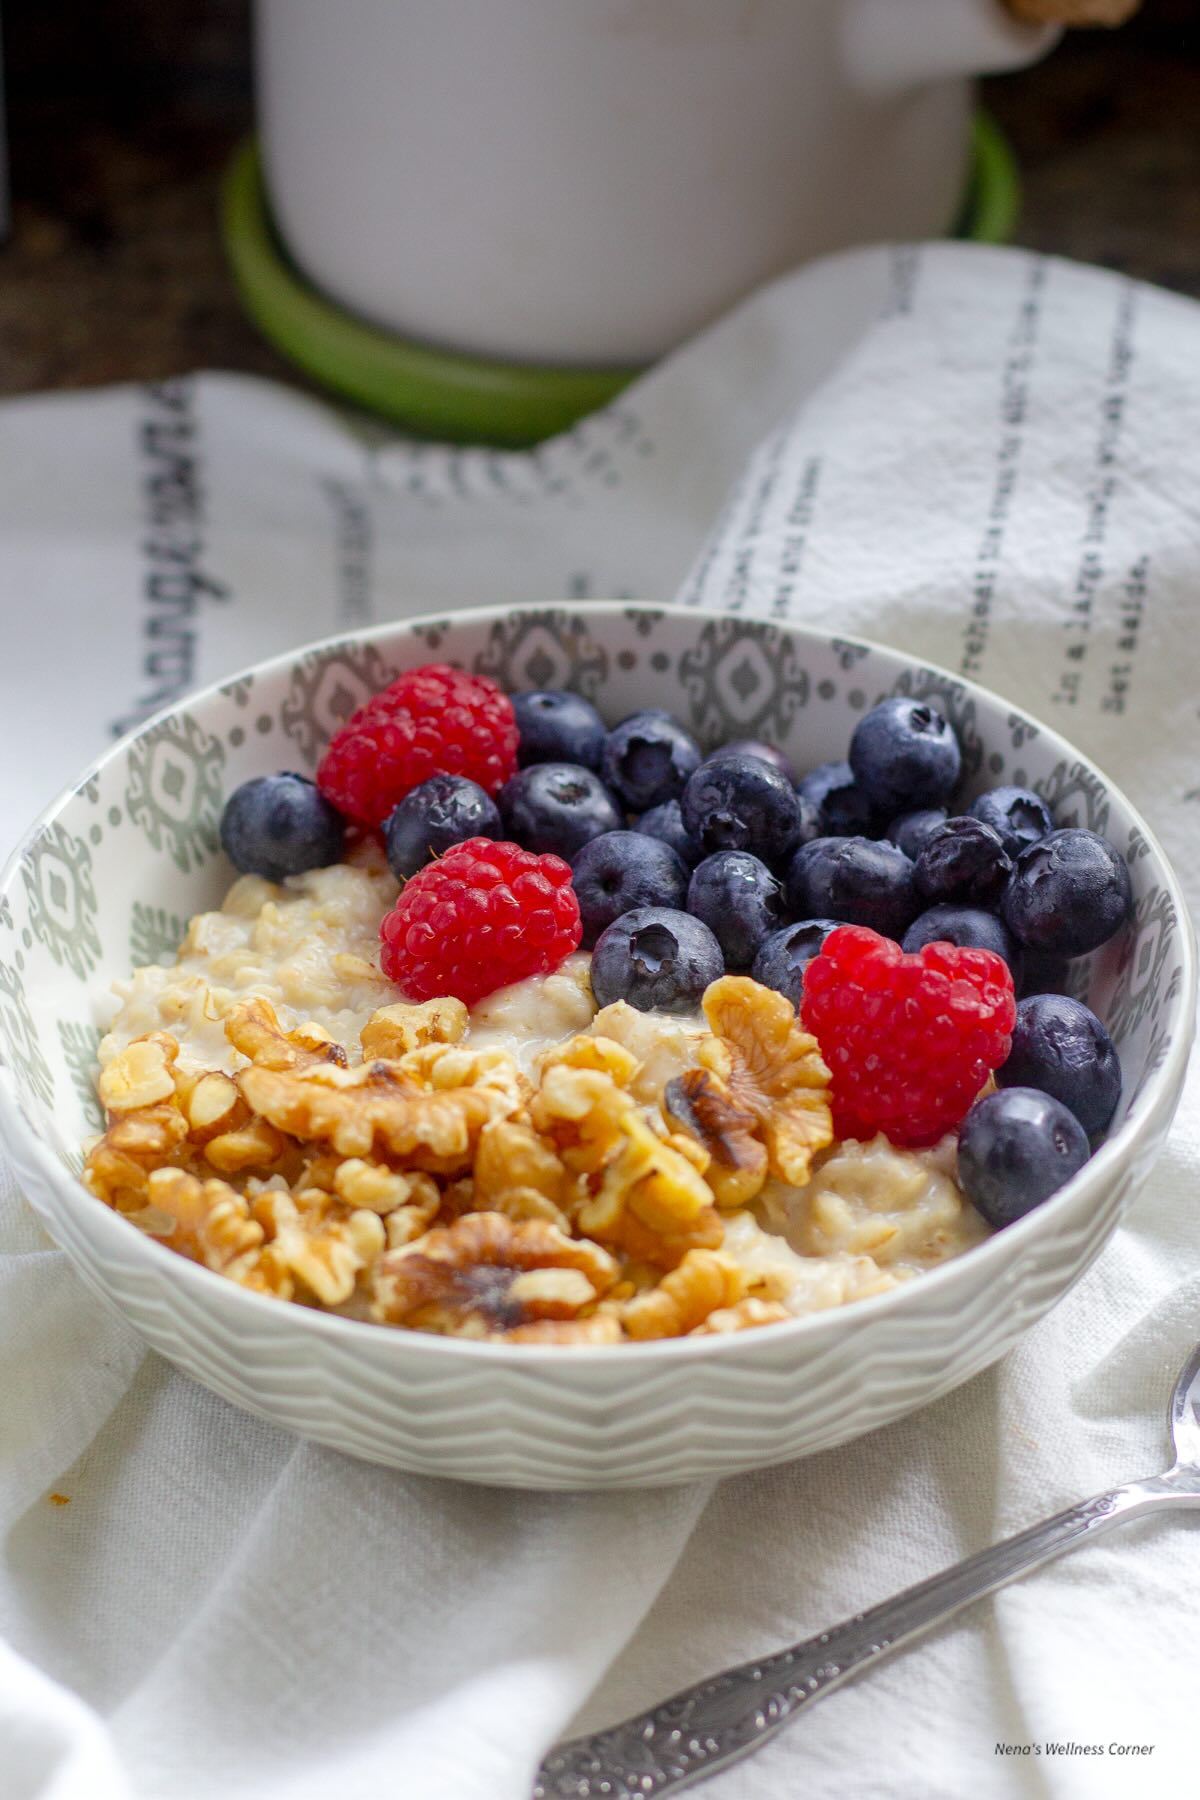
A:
[[1, 0, 1196, 404]]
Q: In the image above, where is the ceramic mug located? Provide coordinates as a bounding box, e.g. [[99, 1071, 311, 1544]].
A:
[[256, 0, 1058, 366]]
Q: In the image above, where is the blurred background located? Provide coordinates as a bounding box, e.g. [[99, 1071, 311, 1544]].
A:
[[1, 0, 1196, 401]]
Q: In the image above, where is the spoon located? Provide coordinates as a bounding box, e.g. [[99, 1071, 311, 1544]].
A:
[[535, 1339, 1200, 1798]]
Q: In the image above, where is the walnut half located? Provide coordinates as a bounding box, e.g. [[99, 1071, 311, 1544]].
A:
[[372, 1212, 619, 1339], [699, 977, 833, 1189]]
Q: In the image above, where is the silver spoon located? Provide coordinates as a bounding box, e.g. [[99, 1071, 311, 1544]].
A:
[[535, 1340, 1200, 1799]]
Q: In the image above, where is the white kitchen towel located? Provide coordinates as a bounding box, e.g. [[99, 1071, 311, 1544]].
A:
[[1, 241, 1198, 1800]]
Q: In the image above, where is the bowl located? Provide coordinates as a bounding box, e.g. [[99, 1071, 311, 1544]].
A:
[[0, 604, 1192, 1489]]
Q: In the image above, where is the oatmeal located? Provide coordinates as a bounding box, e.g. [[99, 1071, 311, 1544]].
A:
[[85, 869, 990, 1344], [757, 1135, 988, 1273], [99, 854, 399, 1071]]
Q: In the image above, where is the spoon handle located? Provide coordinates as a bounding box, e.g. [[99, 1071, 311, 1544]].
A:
[[534, 1475, 1178, 1800]]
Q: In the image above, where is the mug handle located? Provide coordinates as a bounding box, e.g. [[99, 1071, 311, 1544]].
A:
[[843, 0, 1060, 93]]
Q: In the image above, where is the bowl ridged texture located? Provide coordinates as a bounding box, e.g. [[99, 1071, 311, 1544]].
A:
[[0, 605, 1191, 1488]]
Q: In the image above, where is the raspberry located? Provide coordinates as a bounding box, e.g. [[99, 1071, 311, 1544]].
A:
[[317, 664, 518, 828], [800, 924, 1016, 1147], [379, 838, 582, 1005]]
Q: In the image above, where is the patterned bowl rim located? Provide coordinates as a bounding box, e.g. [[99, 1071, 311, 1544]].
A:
[[1, 601, 1194, 1364]]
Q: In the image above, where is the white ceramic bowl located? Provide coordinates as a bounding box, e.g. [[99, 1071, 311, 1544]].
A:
[[0, 605, 1192, 1489]]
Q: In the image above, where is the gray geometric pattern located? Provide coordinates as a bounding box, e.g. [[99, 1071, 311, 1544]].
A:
[[125, 714, 225, 874], [22, 822, 101, 979], [281, 641, 400, 766]]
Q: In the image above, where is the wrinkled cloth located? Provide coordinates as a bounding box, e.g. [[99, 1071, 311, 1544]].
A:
[[1, 243, 1198, 1799]]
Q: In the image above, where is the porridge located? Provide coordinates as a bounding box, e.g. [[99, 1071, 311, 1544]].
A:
[[81, 658, 1128, 1343], [86, 860, 989, 1343]]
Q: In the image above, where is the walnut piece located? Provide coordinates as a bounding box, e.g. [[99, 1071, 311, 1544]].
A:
[[203, 1115, 292, 1176], [616, 1249, 745, 1340], [224, 997, 347, 1071], [237, 1047, 520, 1169], [84, 1101, 189, 1210], [97, 1034, 179, 1114], [700, 977, 833, 1187], [179, 1071, 248, 1142], [360, 998, 469, 1059], [373, 1212, 618, 1338], [690, 1297, 792, 1335], [662, 1068, 768, 1208], [251, 1185, 385, 1306], [146, 1167, 264, 1279], [474, 1117, 570, 1207], [331, 1157, 423, 1215]]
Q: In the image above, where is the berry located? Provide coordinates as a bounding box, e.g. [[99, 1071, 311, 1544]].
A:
[[801, 925, 1016, 1146], [704, 739, 796, 784], [383, 774, 502, 880], [591, 907, 723, 1015], [512, 689, 606, 770], [914, 818, 1012, 906], [316, 664, 517, 828], [219, 773, 344, 883], [497, 763, 623, 860], [849, 696, 962, 813], [957, 1088, 1090, 1228], [634, 799, 703, 868], [601, 711, 702, 811], [997, 993, 1121, 1136], [902, 904, 1022, 981], [886, 808, 948, 861], [967, 785, 1054, 858], [378, 837, 580, 1005], [797, 761, 876, 837], [571, 831, 689, 949], [686, 851, 784, 972], [785, 836, 918, 939], [751, 919, 840, 1007], [680, 754, 805, 865], [1001, 828, 1132, 956]]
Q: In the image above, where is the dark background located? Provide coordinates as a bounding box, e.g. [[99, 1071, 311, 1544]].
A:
[[2, 0, 1196, 397]]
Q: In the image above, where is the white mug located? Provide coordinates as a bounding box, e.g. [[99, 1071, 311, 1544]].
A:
[[256, 0, 1059, 366]]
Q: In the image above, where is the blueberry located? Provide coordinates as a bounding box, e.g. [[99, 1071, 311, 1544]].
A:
[[681, 754, 805, 865], [914, 818, 1012, 906], [797, 760, 876, 837], [902, 904, 1022, 981], [591, 907, 724, 1014], [886, 808, 948, 861], [383, 774, 502, 880], [219, 773, 344, 883], [997, 994, 1121, 1136], [957, 1087, 1090, 1229], [967, 785, 1054, 858], [497, 763, 623, 860], [686, 851, 784, 971], [633, 799, 704, 869], [570, 831, 689, 949], [512, 689, 606, 770], [785, 836, 918, 939], [849, 697, 962, 813], [1001, 828, 1133, 956], [601, 710, 703, 811], [751, 919, 840, 1007], [704, 739, 796, 785]]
